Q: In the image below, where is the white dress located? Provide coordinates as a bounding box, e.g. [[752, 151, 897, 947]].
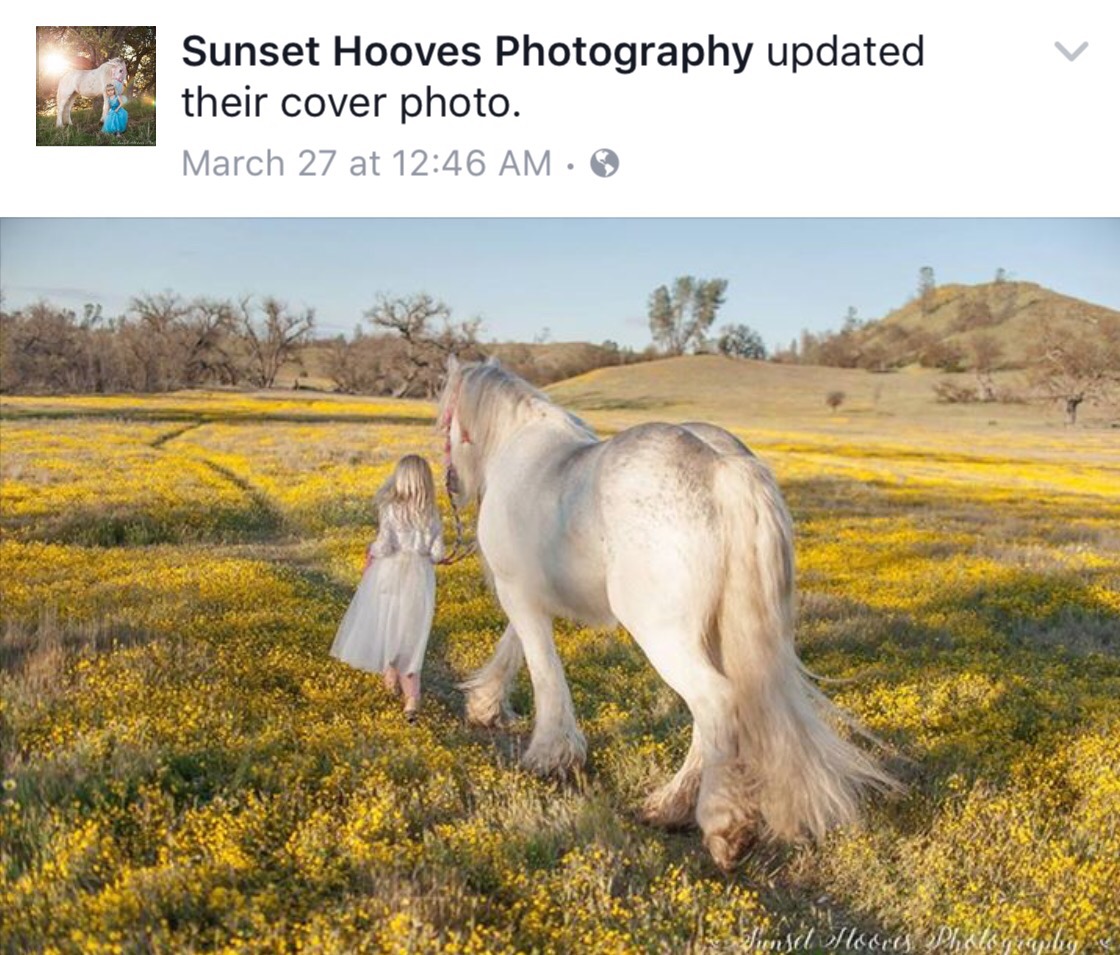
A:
[[330, 504, 445, 675]]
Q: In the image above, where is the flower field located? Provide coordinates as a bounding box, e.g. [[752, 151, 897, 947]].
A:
[[1, 390, 1117, 953]]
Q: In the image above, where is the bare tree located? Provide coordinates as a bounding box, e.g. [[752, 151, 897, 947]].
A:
[[180, 299, 240, 386], [0, 301, 135, 393], [364, 293, 481, 397], [918, 338, 966, 372], [126, 293, 191, 390], [236, 297, 315, 389], [1027, 317, 1120, 424], [325, 332, 398, 394], [969, 333, 1003, 402], [1, 304, 25, 391], [933, 380, 979, 404], [0, 302, 84, 392]]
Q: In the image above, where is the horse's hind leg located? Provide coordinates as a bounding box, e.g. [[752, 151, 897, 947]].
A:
[[627, 625, 759, 870], [641, 722, 702, 829], [461, 622, 524, 726], [495, 592, 586, 776]]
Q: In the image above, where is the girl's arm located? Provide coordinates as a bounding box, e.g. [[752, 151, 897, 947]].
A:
[[364, 514, 399, 569], [428, 515, 446, 564], [368, 535, 394, 561]]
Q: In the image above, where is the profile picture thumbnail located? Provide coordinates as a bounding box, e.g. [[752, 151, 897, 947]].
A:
[[36, 26, 156, 146]]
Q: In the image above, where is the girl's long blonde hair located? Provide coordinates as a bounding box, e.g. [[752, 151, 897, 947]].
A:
[[375, 454, 438, 527]]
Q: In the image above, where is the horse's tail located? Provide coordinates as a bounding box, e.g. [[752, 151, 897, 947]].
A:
[[711, 454, 899, 842]]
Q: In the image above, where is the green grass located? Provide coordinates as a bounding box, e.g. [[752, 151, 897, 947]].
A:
[[36, 100, 156, 146]]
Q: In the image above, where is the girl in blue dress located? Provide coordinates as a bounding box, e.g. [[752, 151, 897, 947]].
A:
[[102, 82, 127, 135]]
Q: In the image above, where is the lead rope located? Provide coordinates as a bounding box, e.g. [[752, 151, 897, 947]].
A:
[[438, 384, 477, 566], [440, 471, 477, 566], [439, 417, 477, 566]]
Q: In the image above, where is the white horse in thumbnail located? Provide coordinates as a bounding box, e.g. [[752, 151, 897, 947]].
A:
[[438, 357, 897, 869], [56, 57, 128, 127]]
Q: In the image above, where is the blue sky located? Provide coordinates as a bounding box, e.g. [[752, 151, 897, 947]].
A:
[[2, 219, 1117, 350]]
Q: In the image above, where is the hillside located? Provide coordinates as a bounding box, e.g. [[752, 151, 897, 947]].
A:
[[544, 354, 1070, 433], [852, 281, 1120, 369]]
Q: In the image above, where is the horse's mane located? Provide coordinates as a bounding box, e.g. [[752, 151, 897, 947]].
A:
[[443, 360, 596, 459]]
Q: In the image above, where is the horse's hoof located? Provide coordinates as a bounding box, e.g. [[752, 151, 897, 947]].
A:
[[640, 796, 698, 831], [521, 752, 584, 779], [464, 698, 520, 728], [703, 827, 755, 873], [464, 708, 499, 728], [521, 734, 587, 779], [462, 690, 500, 727], [640, 775, 701, 830]]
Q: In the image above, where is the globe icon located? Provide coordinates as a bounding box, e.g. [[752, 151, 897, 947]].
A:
[[590, 149, 619, 178]]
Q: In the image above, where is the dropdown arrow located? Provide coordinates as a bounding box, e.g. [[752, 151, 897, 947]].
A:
[[1055, 41, 1088, 61]]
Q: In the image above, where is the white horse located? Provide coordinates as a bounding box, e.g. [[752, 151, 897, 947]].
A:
[[56, 57, 128, 128], [439, 357, 898, 869]]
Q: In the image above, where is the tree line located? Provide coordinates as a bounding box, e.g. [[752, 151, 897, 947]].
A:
[[647, 276, 767, 360], [0, 293, 642, 397], [4, 276, 1116, 424], [644, 270, 1120, 424], [1, 294, 314, 394]]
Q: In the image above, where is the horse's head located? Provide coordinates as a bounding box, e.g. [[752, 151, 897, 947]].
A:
[[108, 58, 128, 85], [438, 355, 590, 508]]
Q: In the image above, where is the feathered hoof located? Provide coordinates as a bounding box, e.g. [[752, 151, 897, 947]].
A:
[[464, 697, 520, 728], [698, 780, 760, 871], [521, 731, 587, 780], [640, 783, 700, 831], [461, 685, 520, 727], [703, 824, 756, 873]]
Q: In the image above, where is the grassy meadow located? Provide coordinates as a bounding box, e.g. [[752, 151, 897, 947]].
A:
[[36, 100, 157, 147], [1, 360, 1118, 953]]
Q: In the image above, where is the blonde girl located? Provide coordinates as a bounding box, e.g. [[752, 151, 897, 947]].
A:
[[330, 455, 444, 721]]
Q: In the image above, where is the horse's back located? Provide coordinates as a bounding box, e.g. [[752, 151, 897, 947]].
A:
[[596, 421, 744, 509], [679, 422, 754, 459], [483, 419, 760, 627], [591, 423, 745, 624]]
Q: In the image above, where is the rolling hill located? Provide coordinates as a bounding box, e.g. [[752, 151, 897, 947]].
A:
[[850, 281, 1120, 369], [544, 354, 1062, 432]]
